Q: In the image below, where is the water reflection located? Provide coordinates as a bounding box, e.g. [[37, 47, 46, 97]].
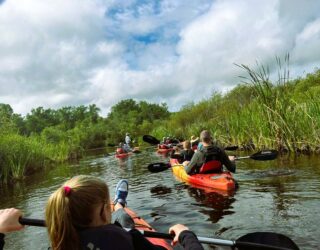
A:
[[1, 152, 320, 250], [186, 187, 236, 224]]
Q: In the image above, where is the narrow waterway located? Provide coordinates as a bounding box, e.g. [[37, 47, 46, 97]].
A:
[[1, 150, 319, 249]]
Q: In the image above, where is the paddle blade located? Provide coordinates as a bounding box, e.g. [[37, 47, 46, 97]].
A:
[[250, 150, 278, 161], [236, 232, 299, 250], [143, 135, 160, 145], [224, 145, 238, 151], [147, 162, 171, 173]]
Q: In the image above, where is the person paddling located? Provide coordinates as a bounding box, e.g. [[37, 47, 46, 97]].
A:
[[45, 175, 204, 250], [125, 132, 132, 146], [180, 140, 194, 162], [183, 130, 236, 174]]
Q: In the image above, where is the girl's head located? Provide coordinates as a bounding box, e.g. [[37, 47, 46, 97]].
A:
[[45, 175, 111, 250], [183, 140, 191, 150]]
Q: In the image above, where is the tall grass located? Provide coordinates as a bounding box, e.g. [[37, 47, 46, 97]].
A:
[[152, 56, 320, 153]]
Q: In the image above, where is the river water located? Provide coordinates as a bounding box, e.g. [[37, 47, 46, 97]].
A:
[[1, 149, 319, 249]]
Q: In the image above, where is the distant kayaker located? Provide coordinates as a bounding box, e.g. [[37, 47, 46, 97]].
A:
[[116, 142, 127, 154], [44, 175, 204, 250], [183, 130, 236, 174], [125, 132, 131, 146], [190, 135, 199, 150], [180, 140, 194, 162]]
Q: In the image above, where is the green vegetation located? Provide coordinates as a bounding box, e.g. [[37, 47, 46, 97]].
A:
[[1, 57, 320, 183], [152, 57, 320, 153], [0, 101, 169, 183]]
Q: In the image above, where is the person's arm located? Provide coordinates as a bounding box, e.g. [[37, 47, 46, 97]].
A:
[[169, 224, 204, 250], [219, 149, 236, 173], [0, 208, 24, 250], [129, 229, 167, 250], [184, 152, 200, 174]]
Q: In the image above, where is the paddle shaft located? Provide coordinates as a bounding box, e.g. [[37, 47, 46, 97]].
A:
[[235, 156, 251, 160], [140, 230, 294, 250], [20, 218, 295, 249]]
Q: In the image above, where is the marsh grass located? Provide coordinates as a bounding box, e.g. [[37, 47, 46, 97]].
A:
[[153, 56, 320, 153]]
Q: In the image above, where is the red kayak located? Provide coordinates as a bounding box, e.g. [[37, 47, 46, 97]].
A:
[[170, 158, 236, 191], [125, 208, 172, 249], [115, 152, 132, 158], [157, 147, 174, 154]]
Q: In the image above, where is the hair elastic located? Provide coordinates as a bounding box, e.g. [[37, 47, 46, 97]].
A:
[[64, 186, 72, 196]]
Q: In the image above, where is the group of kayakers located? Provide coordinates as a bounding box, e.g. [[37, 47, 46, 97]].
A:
[[0, 176, 204, 250], [0, 130, 232, 250], [158, 136, 176, 150]]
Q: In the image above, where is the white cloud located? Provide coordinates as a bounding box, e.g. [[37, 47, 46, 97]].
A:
[[1, 0, 320, 116]]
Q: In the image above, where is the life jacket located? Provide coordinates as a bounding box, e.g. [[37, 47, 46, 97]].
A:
[[116, 148, 124, 154], [199, 160, 222, 173], [197, 146, 222, 173]]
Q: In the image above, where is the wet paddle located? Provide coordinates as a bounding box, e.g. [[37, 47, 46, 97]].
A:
[[148, 162, 171, 173], [19, 218, 298, 249], [141, 230, 299, 250], [143, 135, 160, 145], [235, 150, 278, 161], [148, 150, 279, 173]]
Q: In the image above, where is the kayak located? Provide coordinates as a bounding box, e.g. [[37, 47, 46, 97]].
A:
[[115, 152, 132, 158], [170, 158, 236, 191], [157, 147, 174, 154], [125, 208, 172, 249]]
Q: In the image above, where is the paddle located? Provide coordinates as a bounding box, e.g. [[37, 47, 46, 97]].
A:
[[143, 135, 160, 145], [148, 150, 279, 173], [18, 218, 298, 249], [235, 150, 278, 161]]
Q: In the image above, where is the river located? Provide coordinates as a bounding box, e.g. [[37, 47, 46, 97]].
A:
[[0, 149, 319, 249]]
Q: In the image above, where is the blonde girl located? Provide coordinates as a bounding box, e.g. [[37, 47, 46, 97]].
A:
[[45, 175, 203, 250]]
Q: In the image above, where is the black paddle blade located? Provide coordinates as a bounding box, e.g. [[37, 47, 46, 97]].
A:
[[143, 135, 160, 145], [250, 150, 278, 161], [147, 162, 170, 173], [224, 145, 239, 151], [236, 232, 299, 250]]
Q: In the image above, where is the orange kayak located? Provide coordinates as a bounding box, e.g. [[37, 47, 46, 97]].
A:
[[170, 158, 236, 191], [125, 208, 172, 249]]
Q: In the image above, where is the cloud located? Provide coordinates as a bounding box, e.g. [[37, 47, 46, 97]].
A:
[[1, 0, 320, 116]]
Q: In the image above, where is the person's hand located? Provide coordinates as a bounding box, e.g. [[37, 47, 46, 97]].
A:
[[169, 224, 189, 246], [182, 161, 189, 167], [0, 208, 24, 233], [228, 155, 236, 161]]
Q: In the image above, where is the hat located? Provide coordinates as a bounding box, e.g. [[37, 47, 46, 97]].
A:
[[190, 135, 199, 143]]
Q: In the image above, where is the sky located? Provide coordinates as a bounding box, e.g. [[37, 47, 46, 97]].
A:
[[1, 0, 320, 117]]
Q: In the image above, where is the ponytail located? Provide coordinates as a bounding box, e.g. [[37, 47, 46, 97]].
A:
[[46, 175, 110, 250]]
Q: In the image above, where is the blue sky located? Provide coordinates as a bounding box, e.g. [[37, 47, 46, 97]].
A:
[[1, 0, 320, 116]]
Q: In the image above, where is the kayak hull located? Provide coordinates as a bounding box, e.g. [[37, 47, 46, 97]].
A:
[[115, 152, 131, 158], [157, 148, 173, 154], [170, 158, 236, 191], [125, 208, 172, 249]]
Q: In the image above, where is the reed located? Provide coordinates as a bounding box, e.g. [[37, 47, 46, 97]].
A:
[[153, 56, 320, 153]]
